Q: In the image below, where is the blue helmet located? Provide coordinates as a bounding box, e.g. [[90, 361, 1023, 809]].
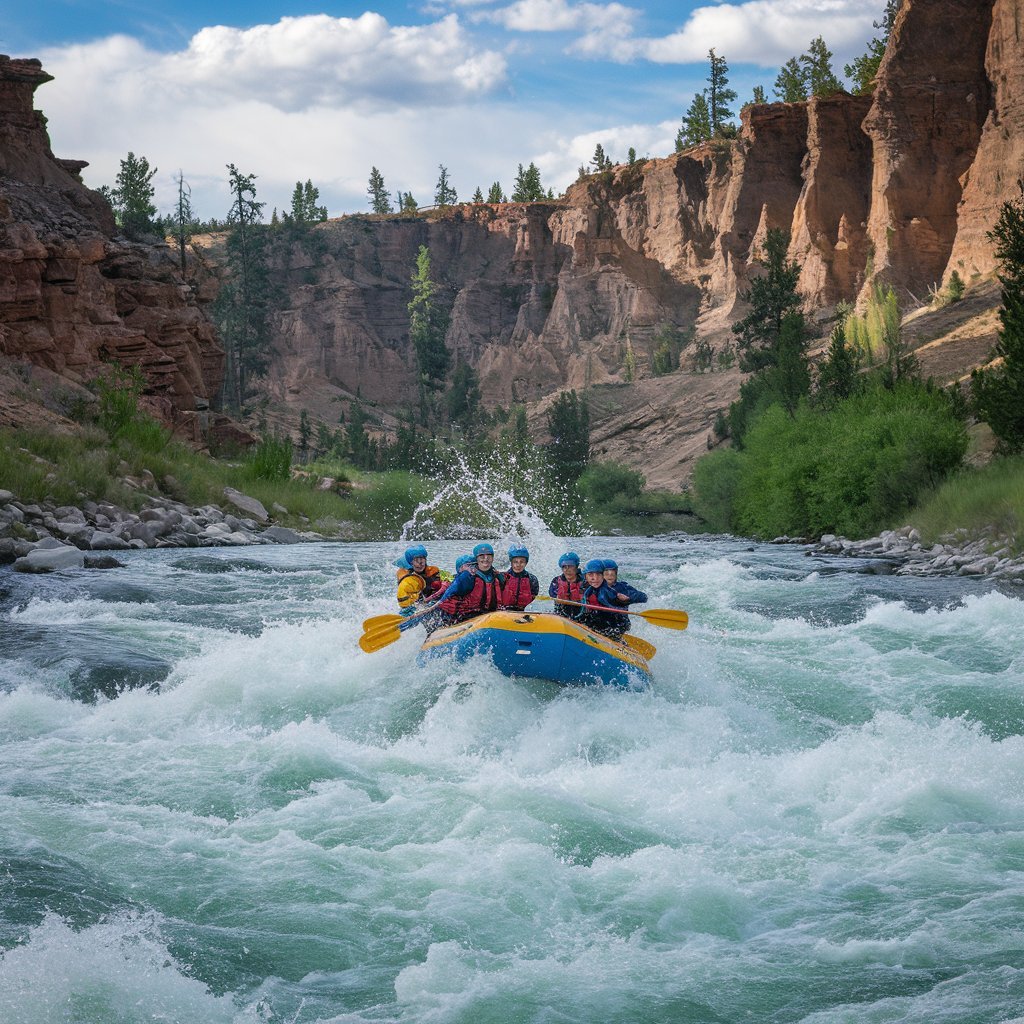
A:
[[393, 555, 411, 570], [473, 542, 494, 557], [404, 544, 428, 563], [584, 558, 606, 574], [455, 553, 476, 572], [559, 551, 580, 568], [507, 545, 529, 562], [602, 558, 618, 571]]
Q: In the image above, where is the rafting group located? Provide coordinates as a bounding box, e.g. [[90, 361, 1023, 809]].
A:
[[395, 542, 647, 640]]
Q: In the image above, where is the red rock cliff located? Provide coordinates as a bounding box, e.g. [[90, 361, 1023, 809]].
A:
[[0, 55, 223, 436]]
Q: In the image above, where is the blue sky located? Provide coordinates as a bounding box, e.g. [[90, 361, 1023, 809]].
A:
[[2, 1, 885, 219]]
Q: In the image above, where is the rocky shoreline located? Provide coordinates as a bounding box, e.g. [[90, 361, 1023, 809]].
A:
[[0, 486, 329, 573], [804, 525, 1024, 582]]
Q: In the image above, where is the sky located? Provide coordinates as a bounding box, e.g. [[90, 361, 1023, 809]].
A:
[[1, 1, 886, 220]]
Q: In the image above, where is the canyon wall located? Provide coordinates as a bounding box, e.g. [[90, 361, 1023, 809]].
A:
[[0, 55, 223, 437]]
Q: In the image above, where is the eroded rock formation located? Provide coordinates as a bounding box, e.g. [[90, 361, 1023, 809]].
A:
[[0, 55, 223, 438]]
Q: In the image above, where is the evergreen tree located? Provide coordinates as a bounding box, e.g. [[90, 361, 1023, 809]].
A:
[[972, 187, 1024, 451], [706, 49, 737, 134], [546, 390, 590, 480], [408, 245, 450, 407], [289, 181, 304, 221], [627, 147, 637, 165], [298, 410, 312, 462], [111, 152, 157, 239], [770, 310, 811, 415], [171, 170, 194, 275], [446, 359, 481, 431], [774, 57, 808, 102], [591, 144, 613, 173], [676, 93, 712, 150], [801, 37, 844, 97], [368, 167, 392, 214], [732, 228, 802, 372], [401, 192, 419, 214], [345, 400, 373, 468], [751, 85, 767, 104], [214, 164, 272, 413], [816, 322, 861, 407], [290, 179, 328, 222], [845, 0, 900, 95], [511, 162, 545, 202], [471, 186, 484, 203], [486, 182, 506, 203], [433, 165, 457, 207]]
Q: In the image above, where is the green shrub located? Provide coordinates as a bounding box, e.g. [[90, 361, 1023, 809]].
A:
[[691, 448, 744, 532], [247, 434, 293, 482], [577, 460, 645, 506]]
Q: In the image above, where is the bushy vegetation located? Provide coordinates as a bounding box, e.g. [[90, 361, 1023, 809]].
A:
[[694, 381, 968, 538]]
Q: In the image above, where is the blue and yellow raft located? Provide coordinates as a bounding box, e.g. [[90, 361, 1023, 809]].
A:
[[418, 610, 651, 688]]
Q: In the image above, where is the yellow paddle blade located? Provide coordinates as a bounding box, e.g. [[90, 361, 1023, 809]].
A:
[[638, 609, 689, 630], [620, 634, 657, 660], [362, 613, 405, 632], [358, 625, 403, 653]]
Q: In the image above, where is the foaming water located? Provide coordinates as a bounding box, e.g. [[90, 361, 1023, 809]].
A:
[[2, 536, 1023, 1023]]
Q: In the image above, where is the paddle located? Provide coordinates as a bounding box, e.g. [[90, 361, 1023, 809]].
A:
[[359, 606, 437, 653], [536, 596, 689, 631], [620, 633, 657, 660]]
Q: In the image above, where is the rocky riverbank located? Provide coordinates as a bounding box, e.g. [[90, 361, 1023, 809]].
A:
[[808, 525, 1024, 582], [0, 486, 329, 572]]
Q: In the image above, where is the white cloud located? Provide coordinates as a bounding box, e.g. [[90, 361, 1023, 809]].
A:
[[533, 119, 677, 185], [568, 0, 875, 66], [484, 0, 640, 35]]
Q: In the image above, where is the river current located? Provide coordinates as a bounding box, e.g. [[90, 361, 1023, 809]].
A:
[[1, 534, 1022, 1023]]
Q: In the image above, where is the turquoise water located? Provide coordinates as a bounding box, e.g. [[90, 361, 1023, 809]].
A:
[[1, 536, 1023, 1023]]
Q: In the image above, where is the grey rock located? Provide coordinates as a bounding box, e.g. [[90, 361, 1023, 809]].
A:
[[223, 488, 269, 524], [0, 489, 14, 503], [263, 525, 304, 544], [89, 533, 130, 551], [84, 555, 124, 569], [14, 546, 85, 573], [34, 536, 66, 551]]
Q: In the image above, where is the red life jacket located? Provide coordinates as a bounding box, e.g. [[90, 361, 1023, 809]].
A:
[[438, 572, 501, 618], [498, 570, 537, 611], [554, 575, 583, 605]]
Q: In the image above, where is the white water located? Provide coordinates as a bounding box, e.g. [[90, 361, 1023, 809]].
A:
[[1, 537, 1023, 1023]]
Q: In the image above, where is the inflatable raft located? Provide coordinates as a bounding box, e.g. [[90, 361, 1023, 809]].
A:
[[418, 610, 651, 688]]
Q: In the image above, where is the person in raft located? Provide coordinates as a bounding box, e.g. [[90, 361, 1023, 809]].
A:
[[548, 551, 583, 617], [575, 558, 630, 639], [602, 559, 647, 622], [395, 544, 445, 615], [499, 545, 539, 611], [431, 543, 503, 628]]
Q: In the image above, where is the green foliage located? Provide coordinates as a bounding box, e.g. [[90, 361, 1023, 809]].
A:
[[627, 147, 637, 165], [732, 228, 802, 372], [843, 283, 913, 384], [844, 0, 899, 95], [486, 182, 506, 203], [591, 144, 613, 173], [691, 448, 745, 532], [290, 179, 327, 222], [623, 340, 636, 382], [434, 165, 457, 207], [751, 85, 767, 104], [247, 433, 292, 481], [972, 187, 1024, 452], [545, 389, 590, 480], [511, 162, 546, 202], [399, 192, 419, 214], [692, 337, 714, 373], [170, 171, 194, 274], [446, 359, 481, 431], [676, 93, 712, 150], [408, 245, 451, 395], [774, 57, 807, 102], [95, 364, 145, 437], [577, 460, 645, 506], [471, 186, 484, 203], [367, 167, 392, 214], [801, 36, 844, 97], [651, 324, 690, 375], [695, 380, 967, 538], [706, 48, 737, 133], [111, 152, 157, 239], [946, 270, 965, 303], [815, 322, 861, 408]]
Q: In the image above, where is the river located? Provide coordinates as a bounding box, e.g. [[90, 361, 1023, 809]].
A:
[[1, 534, 1022, 1023]]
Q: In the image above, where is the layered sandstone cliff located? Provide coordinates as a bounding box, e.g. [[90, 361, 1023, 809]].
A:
[[0, 55, 223, 436]]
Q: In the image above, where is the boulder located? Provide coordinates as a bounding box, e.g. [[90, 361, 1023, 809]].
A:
[[223, 488, 269, 524], [263, 525, 304, 544], [13, 545, 85, 572]]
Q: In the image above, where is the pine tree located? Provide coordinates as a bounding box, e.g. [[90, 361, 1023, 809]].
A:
[[627, 147, 637, 165], [171, 170, 193, 275], [546, 390, 590, 480], [486, 182, 506, 203], [706, 49, 737, 134], [801, 37, 844, 97], [112, 152, 157, 239], [304, 180, 327, 221], [445, 359, 481, 431], [408, 245, 450, 404], [214, 164, 272, 413], [591, 144, 612, 173], [971, 186, 1024, 451], [368, 167, 392, 214], [676, 93, 712, 150], [434, 165, 457, 207], [298, 410, 312, 462], [845, 0, 901, 95], [732, 228, 802, 372], [774, 57, 808, 102], [751, 85, 767, 104], [511, 162, 544, 202], [816, 322, 861, 407], [471, 186, 484, 203], [401, 192, 419, 214]]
